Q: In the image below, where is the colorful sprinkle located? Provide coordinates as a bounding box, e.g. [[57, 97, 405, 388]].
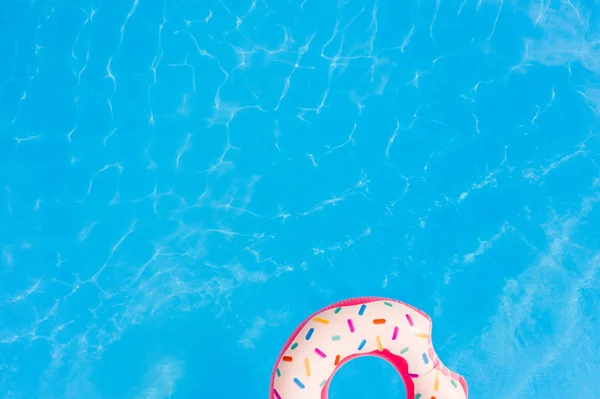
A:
[[422, 353, 429, 364], [408, 373, 419, 378], [274, 389, 281, 399], [406, 314, 414, 326], [373, 318, 386, 325], [416, 333, 430, 339], [331, 335, 341, 341], [291, 342, 298, 350], [376, 335, 383, 351], [304, 358, 311, 377], [414, 394, 421, 399], [283, 356, 293, 362], [400, 347, 409, 354], [358, 304, 366, 315], [314, 317, 329, 324], [358, 339, 367, 350], [293, 378, 305, 389], [276, 368, 281, 377], [392, 326, 399, 340], [384, 301, 393, 307], [434, 373, 439, 391], [428, 347, 435, 361], [320, 379, 327, 387], [347, 319, 355, 333], [305, 328, 315, 340], [431, 396, 437, 399], [334, 354, 341, 365], [451, 380, 458, 388], [334, 307, 342, 314], [315, 348, 327, 358]]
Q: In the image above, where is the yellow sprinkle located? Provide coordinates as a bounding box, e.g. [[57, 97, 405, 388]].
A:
[[313, 317, 330, 324], [415, 333, 430, 339], [376, 335, 383, 351], [434, 372, 439, 391], [304, 357, 311, 377]]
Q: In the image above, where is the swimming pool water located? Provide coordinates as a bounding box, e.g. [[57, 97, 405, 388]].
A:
[[1, 0, 599, 398]]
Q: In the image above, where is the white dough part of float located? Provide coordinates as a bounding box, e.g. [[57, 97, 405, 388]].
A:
[[269, 297, 468, 399]]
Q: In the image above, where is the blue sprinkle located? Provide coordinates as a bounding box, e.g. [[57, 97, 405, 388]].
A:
[[422, 353, 429, 364], [358, 339, 367, 350], [306, 328, 314, 340], [293, 378, 305, 389], [358, 304, 366, 316]]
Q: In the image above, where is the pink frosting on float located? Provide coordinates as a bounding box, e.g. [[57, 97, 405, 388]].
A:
[[268, 296, 468, 398]]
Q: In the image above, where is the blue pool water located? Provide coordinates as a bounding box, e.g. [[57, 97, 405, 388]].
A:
[[1, 0, 600, 398]]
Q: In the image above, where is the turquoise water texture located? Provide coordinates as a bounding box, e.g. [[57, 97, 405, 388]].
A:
[[1, 0, 600, 398]]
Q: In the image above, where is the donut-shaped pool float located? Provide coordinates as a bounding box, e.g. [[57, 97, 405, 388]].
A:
[[270, 297, 468, 399]]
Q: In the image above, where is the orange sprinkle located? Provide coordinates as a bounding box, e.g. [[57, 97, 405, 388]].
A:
[[376, 335, 383, 351], [313, 317, 330, 324], [304, 358, 311, 377], [334, 354, 341, 365], [431, 397, 436, 399], [434, 373, 439, 391], [373, 319, 386, 325], [415, 333, 430, 339], [282, 356, 293, 362]]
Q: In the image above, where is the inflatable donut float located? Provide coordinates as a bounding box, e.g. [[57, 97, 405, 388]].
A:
[[269, 297, 468, 399]]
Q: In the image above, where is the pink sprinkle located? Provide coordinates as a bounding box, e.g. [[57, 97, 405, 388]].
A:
[[274, 389, 281, 399], [315, 348, 327, 358], [428, 347, 435, 361], [405, 313, 414, 326], [392, 326, 399, 340], [407, 373, 419, 378], [347, 318, 355, 333]]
